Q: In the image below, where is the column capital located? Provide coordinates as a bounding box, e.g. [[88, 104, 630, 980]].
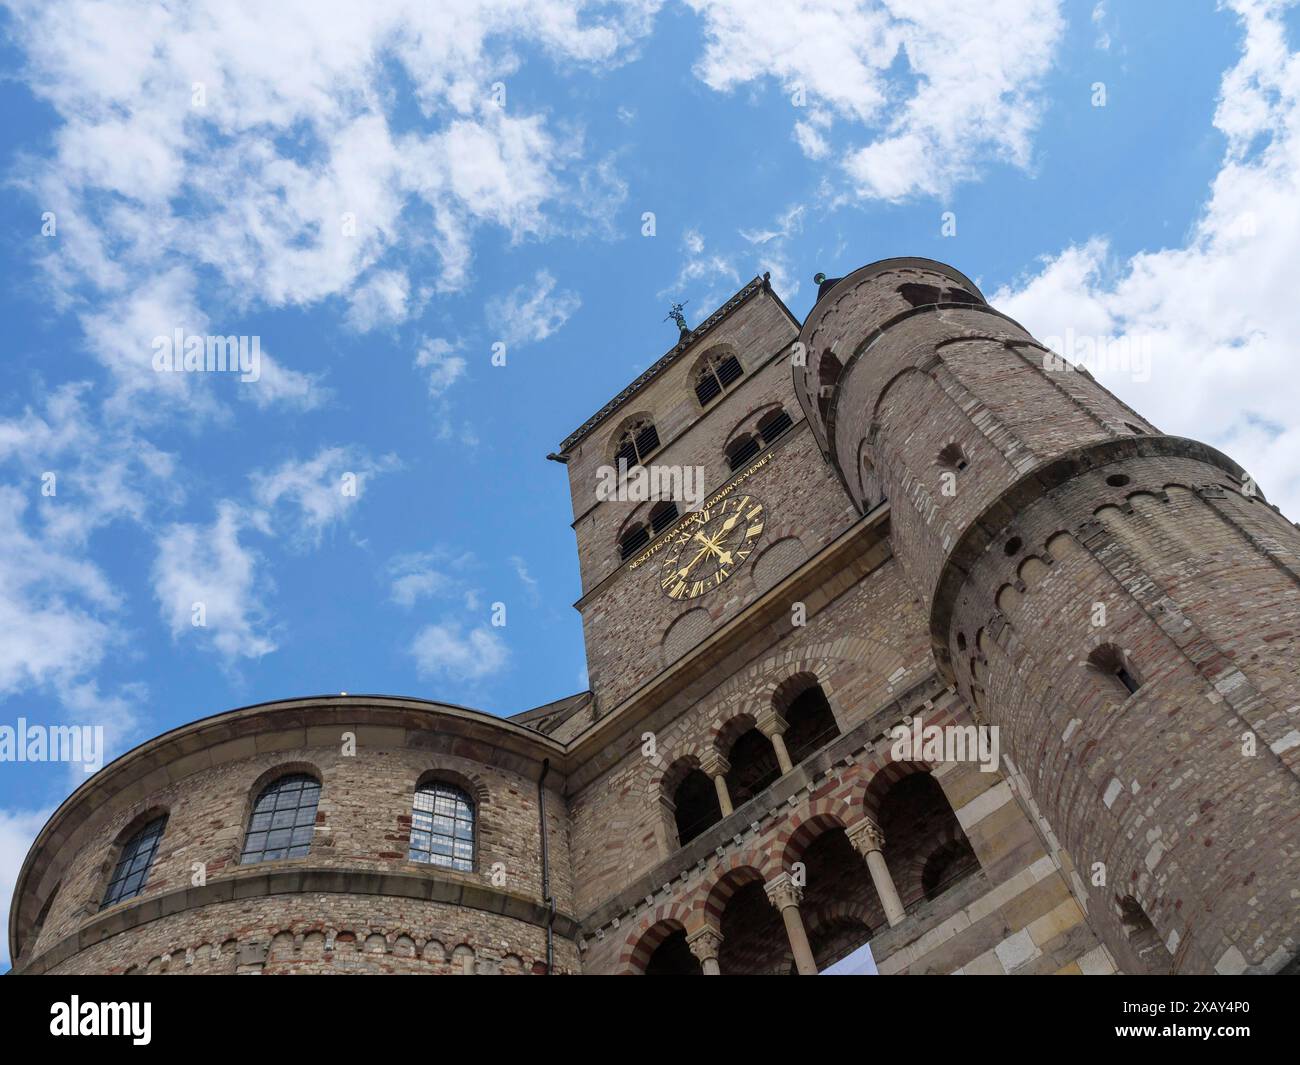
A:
[[755, 708, 789, 737], [846, 817, 885, 856], [764, 871, 804, 911], [685, 927, 723, 962], [699, 750, 730, 777]]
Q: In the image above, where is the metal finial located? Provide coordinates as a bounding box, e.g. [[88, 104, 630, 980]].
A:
[[813, 272, 827, 285], [663, 300, 690, 336]]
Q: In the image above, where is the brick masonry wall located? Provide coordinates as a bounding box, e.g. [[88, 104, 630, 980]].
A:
[[20, 723, 575, 973], [41, 894, 578, 975], [563, 288, 799, 590], [579, 424, 860, 709], [803, 258, 1300, 974], [18, 260, 1294, 977], [566, 555, 933, 916], [562, 287, 858, 711], [576, 688, 1108, 975], [947, 458, 1300, 974]]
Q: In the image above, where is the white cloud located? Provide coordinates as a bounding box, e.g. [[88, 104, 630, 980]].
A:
[[662, 228, 740, 308], [151, 502, 277, 662], [0, 486, 119, 697], [387, 549, 475, 608], [1092, 2, 1112, 52], [995, 0, 1300, 520], [346, 270, 413, 332], [684, 0, 1064, 201], [793, 119, 831, 160], [250, 446, 398, 545], [0, 807, 54, 969], [486, 270, 581, 348], [0, 388, 166, 762], [414, 338, 468, 398], [409, 620, 509, 681], [8, 0, 657, 417], [509, 554, 541, 605]]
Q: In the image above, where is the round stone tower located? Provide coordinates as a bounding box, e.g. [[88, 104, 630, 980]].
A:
[[795, 257, 1300, 975], [8, 696, 574, 975]]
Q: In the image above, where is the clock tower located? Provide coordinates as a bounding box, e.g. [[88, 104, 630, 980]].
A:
[[552, 274, 859, 714]]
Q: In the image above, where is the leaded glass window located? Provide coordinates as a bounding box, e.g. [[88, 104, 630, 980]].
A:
[[101, 815, 167, 909], [241, 774, 319, 864], [409, 782, 475, 872]]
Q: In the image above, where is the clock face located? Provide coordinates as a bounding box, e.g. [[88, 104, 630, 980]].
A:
[[657, 494, 766, 600]]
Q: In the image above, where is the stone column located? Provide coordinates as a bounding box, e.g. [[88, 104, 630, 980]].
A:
[[700, 751, 734, 817], [756, 709, 794, 774], [847, 818, 906, 926], [764, 872, 818, 975], [686, 928, 723, 975]]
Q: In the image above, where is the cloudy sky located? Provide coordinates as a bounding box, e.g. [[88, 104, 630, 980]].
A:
[[1, 0, 1297, 965]]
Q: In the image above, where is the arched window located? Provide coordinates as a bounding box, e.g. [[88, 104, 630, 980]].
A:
[[614, 417, 660, 467], [922, 838, 978, 900], [673, 768, 722, 846], [241, 774, 320, 864], [817, 351, 842, 420], [1089, 644, 1141, 698], [619, 522, 651, 560], [1118, 895, 1173, 973], [410, 781, 475, 872], [694, 349, 744, 406], [101, 815, 167, 909], [781, 683, 840, 764], [726, 434, 761, 471], [649, 500, 679, 535], [724, 728, 782, 806], [756, 408, 794, 446], [898, 282, 942, 307], [938, 442, 968, 471], [33, 880, 60, 937], [644, 928, 702, 974]]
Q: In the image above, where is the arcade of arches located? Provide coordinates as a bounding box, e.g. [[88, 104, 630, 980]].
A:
[[643, 762, 979, 974], [671, 681, 843, 847]]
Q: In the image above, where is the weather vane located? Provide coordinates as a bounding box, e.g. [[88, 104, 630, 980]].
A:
[[664, 300, 690, 337]]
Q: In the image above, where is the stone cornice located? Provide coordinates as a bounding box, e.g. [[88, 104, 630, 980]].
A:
[[14, 865, 579, 975]]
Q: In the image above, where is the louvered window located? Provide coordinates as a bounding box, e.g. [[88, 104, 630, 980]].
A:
[[620, 524, 651, 560], [615, 419, 661, 466], [727, 435, 762, 471], [694, 352, 744, 406], [650, 501, 679, 535], [757, 409, 793, 444]]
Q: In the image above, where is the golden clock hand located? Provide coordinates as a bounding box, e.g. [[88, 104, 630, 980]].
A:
[[717, 510, 745, 536], [678, 542, 714, 579]]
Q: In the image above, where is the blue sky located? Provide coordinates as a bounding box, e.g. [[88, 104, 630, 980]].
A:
[[1, 0, 1299, 965]]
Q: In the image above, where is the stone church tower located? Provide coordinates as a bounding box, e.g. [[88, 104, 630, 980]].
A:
[[9, 258, 1298, 975]]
